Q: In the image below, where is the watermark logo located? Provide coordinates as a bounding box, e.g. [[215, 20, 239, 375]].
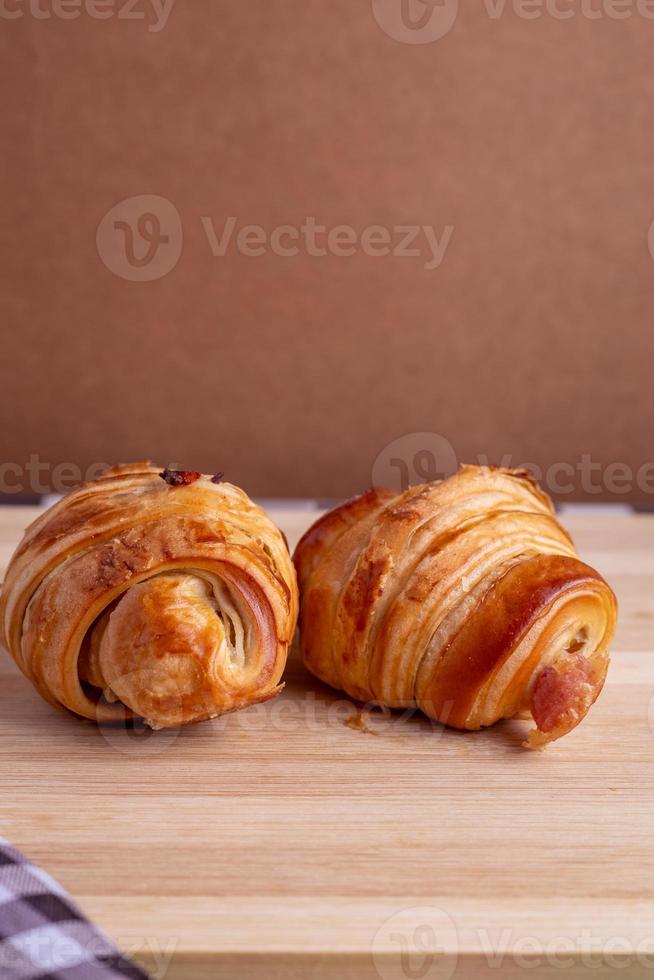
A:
[[371, 0, 459, 43], [371, 431, 654, 497], [372, 432, 459, 492], [95, 202, 455, 277], [371, 908, 654, 975], [372, 905, 458, 980], [92, 690, 454, 760], [96, 195, 182, 282], [96, 682, 182, 757], [372, 0, 654, 41]]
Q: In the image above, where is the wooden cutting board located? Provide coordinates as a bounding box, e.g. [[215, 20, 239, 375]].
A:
[[1, 505, 653, 979]]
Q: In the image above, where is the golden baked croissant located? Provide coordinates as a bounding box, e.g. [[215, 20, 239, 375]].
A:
[[0, 463, 298, 729], [294, 465, 617, 747]]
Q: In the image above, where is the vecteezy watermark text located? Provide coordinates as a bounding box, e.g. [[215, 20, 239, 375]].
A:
[[0, 931, 176, 980], [371, 903, 654, 978], [95, 195, 455, 281], [94, 689, 455, 758], [372, 432, 654, 498], [0, 0, 175, 31], [0, 457, 111, 496], [201, 216, 454, 270], [372, 0, 654, 44]]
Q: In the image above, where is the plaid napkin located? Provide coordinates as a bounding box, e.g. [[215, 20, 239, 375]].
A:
[[0, 839, 149, 980]]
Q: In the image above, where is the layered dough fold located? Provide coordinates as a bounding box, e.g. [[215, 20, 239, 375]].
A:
[[0, 464, 298, 729], [294, 466, 617, 747]]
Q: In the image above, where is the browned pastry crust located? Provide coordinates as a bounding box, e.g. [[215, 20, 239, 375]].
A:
[[294, 466, 617, 747], [0, 463, 298, 729]]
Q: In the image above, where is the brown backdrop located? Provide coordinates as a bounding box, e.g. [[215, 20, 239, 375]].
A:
[[2, 0, 654, 501]]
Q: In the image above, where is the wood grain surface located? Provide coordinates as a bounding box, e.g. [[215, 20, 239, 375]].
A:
[[1, 506, 653, 979]]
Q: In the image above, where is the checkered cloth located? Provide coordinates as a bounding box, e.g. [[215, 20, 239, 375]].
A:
[[0, 839, 149, 980]]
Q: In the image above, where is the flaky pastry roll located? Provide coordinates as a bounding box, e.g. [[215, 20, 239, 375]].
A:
[[294, 466, 617, 747], [1, 464, 298, 729]]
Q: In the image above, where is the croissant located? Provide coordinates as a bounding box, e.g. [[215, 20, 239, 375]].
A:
[[294, 465, 617, 747], [0, 463, 298, 729]]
